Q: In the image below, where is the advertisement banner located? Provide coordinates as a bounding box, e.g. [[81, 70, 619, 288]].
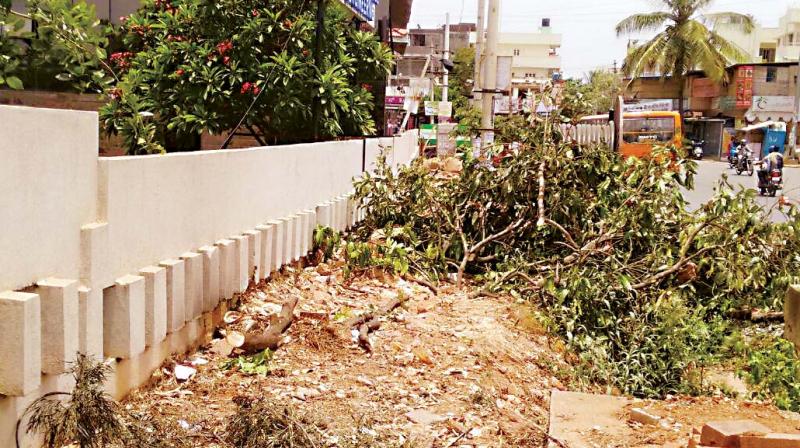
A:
[[735, 66, 754, 109], [752, 96, 795, 113]]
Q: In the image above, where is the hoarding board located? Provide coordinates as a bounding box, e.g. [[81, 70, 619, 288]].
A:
[[339, 0, 380, 21]]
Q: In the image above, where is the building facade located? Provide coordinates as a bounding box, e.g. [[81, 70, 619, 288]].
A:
[[498, 19, 562, 85], [714, 7, 800, 63]]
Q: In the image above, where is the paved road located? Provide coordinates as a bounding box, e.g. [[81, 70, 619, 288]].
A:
[[682, 160, 799, 221]]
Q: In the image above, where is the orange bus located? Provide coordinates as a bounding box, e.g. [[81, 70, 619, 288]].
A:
[[580, 111, 683, 158]]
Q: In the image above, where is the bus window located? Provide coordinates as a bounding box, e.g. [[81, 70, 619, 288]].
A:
[[623, 118, 676, 144]]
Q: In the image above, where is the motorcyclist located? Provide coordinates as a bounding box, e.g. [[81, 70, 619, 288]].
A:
[[728, 138, 740, 165], [758, 145, 784, 190]]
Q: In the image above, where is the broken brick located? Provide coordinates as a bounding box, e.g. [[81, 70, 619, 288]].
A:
[[739, 433, 800, 448], [630, 407, 661, 426], [701, 420, 772, 447]]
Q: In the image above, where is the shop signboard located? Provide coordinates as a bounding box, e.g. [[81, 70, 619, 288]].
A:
[[735, 66, 754, 109], [623, 99, 674, 112], [752, 96, 794, 113], [385, 95, 405, 109], [339, 0, 379, 21]]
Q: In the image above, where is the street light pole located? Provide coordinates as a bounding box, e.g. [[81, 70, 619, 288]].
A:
[[443, 13, 450, 104], [473, 0, 486, 106], [791, 63, 800, 159], [480, 0, 500, 149]]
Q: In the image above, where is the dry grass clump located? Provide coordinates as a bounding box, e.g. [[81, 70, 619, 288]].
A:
[[20, 353, 163, 448], [226, 396, 325, 447]]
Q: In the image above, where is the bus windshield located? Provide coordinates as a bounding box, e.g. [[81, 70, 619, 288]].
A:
[[622, 117, 676, 144]]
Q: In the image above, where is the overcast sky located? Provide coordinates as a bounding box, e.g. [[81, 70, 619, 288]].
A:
[[408, 0, 799, 79]]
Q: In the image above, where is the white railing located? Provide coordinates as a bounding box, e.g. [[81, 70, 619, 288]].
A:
[[559, 122, 615, 146]]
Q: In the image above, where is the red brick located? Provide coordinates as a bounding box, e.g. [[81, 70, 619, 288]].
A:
[[701, 420, 772, 447], [739, 433, 800, 448]]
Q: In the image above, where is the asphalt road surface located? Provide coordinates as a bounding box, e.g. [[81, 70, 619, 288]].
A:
[[682, 160, 799, 221]]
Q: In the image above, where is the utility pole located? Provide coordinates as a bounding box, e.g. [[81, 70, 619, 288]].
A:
[[480, 0, 500, 149], [473, 0, 486, 106], [442, 13, 450, 104], [791, 63, 800, 159]]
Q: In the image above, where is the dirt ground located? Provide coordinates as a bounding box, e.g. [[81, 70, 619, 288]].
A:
[[123, 260, 800, 448]]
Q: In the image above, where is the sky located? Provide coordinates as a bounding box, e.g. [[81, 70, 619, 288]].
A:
[[408, 0, 799, 79]]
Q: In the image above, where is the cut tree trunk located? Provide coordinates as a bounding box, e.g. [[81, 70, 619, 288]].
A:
[[240, 296, 299, 353]]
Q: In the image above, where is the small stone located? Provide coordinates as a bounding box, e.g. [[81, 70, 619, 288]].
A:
[[405, 409, 445, 425]]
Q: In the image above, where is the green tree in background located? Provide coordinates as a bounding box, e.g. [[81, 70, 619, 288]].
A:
[[616, 0, 753, 113], [100, 0, 393, 153]]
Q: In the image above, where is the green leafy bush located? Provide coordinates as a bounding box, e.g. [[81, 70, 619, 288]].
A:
[[100, 0, 393, 153], [742, 336, 800, 411]]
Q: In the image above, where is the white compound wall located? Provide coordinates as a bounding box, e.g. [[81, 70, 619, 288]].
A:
[[0, 105, 418, 447]]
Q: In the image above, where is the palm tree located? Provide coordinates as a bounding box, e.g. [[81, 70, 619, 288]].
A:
[[616, 0, 754, 113]]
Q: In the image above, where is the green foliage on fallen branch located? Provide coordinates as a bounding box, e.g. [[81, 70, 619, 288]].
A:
[[741, 336, 800, 411], [222, 349, 273, 376], [350, 110, 800, 397]]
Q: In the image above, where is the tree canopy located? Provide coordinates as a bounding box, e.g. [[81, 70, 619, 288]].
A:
[[616, 0, 754, 111]]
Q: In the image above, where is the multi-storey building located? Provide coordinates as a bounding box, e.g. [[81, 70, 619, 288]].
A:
[[498, 19, 562, 85]]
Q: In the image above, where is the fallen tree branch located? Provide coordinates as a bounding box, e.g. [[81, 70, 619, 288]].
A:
[[240, 296, 299, 353], [457, 215, 528, 288], [727, 309, 784, 322], [537, 161, 546, 227], [631, 222, 715, 290], [402, 273, 439, 295], [344, 294, 409, 352]]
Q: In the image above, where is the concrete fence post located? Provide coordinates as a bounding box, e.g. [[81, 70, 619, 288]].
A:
[[0, 291, 41, 396], [158, 259, 186, 333], [267, 220, 284, 274], [180, 252, 204, 321], [36, 278, 79, 375], [256, 224, 274, 279], [229, 235, 249, 293], [103, 275, 146, 359], [77, 286, 103, 361], [215, 239, 235, 302], [243, 230, 262, 282], [138, 266, 167, 348], [198, 245, 220, 312]]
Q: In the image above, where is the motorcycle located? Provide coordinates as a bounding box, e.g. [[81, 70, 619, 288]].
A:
[[691, 139, 704, 160], [760, 168, 783, 197], [735, 146, 754, 176]]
